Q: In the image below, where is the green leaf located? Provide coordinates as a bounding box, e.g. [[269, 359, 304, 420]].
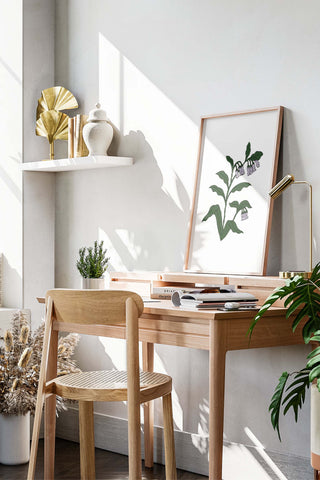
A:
[[248, 288, 286, 338], [202, 205, 243, 241], [209, 185, 226, 200], [229, 200, 252, 213], [226, 155, 234, 168], [202, 204, 222, 223], [269, 372, 289, 441], [309, 365, 320, 383], [248, 151, 263, 162], [306, 354, 320, 369], [230, 182, 251, 194], [216, 171, 229, 187], [219, 220, 243, 240], [281, 370, 310, 423], [245, 142, 251, 159], [307, 346, 320, 358], [250, 267, 320, 343]]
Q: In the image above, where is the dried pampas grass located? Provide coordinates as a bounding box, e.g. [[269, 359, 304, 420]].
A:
[[0, 310, 80, 416]]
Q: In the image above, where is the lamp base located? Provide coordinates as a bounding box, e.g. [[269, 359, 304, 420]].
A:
[[279, 271, 312, 279]]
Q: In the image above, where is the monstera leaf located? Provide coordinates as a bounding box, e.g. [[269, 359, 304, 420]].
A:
[[36, 86, 78, 119], [36, 110, 69, 143]]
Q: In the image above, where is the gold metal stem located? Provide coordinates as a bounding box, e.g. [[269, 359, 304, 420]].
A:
[[50, 141, 54, 160], [294, 181, 312, 272]]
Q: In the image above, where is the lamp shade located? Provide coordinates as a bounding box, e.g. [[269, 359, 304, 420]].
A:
[[269, 174, 295, 199]]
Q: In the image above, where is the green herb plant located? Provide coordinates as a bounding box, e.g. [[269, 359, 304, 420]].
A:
[[248, 262, 320, 440], [76, 240, 110, 279]]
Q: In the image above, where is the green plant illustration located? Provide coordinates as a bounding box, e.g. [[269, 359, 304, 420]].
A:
[[202, 142, 263, 240]]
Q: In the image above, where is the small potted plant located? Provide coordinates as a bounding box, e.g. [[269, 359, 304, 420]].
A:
[[248, 263, 320, 473], [76, 240, 110, 289], [0, 310, 80, 465]]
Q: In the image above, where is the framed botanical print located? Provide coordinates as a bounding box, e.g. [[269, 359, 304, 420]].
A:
[[185, 106, 283, 275]]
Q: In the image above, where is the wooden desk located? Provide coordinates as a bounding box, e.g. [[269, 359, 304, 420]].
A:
[[138, 301, 304, 480], [40, 294, 305, 480]]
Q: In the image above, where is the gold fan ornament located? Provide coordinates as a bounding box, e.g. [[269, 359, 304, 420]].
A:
[[35, 86, 78, 160], [36, 110, 69, 160]]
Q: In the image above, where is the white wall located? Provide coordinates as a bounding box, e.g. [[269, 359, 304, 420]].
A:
[[54, 0, 320, 467], [0, 0, 23, 308], [23, 0, 55, 326], [0, 0, 55, 323]]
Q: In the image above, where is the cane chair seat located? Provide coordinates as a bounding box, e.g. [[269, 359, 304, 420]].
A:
[[50, 369, 172, 402]]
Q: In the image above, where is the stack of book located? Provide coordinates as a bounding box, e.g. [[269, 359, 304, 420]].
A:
[[150, 283, 235, 300]]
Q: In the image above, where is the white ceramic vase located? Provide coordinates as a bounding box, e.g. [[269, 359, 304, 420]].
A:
[[83, 103, 113, 155], [81, 277, 106, 289], [0, 412, 30, 465]]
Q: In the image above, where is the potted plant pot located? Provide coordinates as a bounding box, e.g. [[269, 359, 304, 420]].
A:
[[0, 412, 30, 465], [311, 384, 320, 472], [81, 277, 106, 289]]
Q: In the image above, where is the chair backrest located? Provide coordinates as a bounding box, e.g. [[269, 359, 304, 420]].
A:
[[45, 289, 144, 326]]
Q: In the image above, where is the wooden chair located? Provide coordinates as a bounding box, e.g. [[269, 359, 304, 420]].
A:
[[27, 289, 177, 480]]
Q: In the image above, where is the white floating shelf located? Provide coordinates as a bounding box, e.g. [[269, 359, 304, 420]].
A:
[[21, 155, 133, 172]]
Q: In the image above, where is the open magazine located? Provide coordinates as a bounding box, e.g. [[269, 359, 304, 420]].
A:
[[171, 290, 258, 308]]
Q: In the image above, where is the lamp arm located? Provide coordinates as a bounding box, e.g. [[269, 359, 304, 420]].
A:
[[294, 181, 312, 272]]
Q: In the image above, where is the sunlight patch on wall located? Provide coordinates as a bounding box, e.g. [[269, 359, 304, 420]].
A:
[[98, 33, 198, 211], [98, 228, 127, 271], [115, 229, 141, 261]]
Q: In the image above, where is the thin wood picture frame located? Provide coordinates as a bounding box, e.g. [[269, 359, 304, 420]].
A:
[[184, 106, 283, 275]]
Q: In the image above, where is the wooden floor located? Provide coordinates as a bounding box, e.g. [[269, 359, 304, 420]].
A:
[[0, 438, 208, 479]]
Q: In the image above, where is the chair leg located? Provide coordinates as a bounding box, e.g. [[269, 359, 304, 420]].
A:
[[27, 395, 45, 480], [79, 401, 96, 480], [315, 469, 319, 480], [126, 297, 142, 480], [162, 393, 177, 480], [44, 394, 57, 480]]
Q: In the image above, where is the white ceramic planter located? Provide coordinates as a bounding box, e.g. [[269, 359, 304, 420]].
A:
[[81, 277, 106, 289], [0, 412, 30, 465], [311, 384, 320, 471]]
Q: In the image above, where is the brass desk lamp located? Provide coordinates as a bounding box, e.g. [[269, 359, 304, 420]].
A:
[[269, 174, 312, 279]]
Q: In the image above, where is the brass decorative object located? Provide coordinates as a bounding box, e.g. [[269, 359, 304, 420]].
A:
[[36, 86, 78, 119], [75, 114, 89, 157], [35, 86, 78, 160], [269, 174, 313, 277], [36, 110, 69, 160]]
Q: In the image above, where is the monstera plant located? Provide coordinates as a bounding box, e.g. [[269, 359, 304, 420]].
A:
[[248, 262, 320, 440]]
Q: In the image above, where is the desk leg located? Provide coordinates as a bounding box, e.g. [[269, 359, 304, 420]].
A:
[[209, 320, 227, 480], [142, 342, 154, 468]]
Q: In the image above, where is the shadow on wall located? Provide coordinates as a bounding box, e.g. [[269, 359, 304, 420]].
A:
[[98, 128, 192, 272]]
